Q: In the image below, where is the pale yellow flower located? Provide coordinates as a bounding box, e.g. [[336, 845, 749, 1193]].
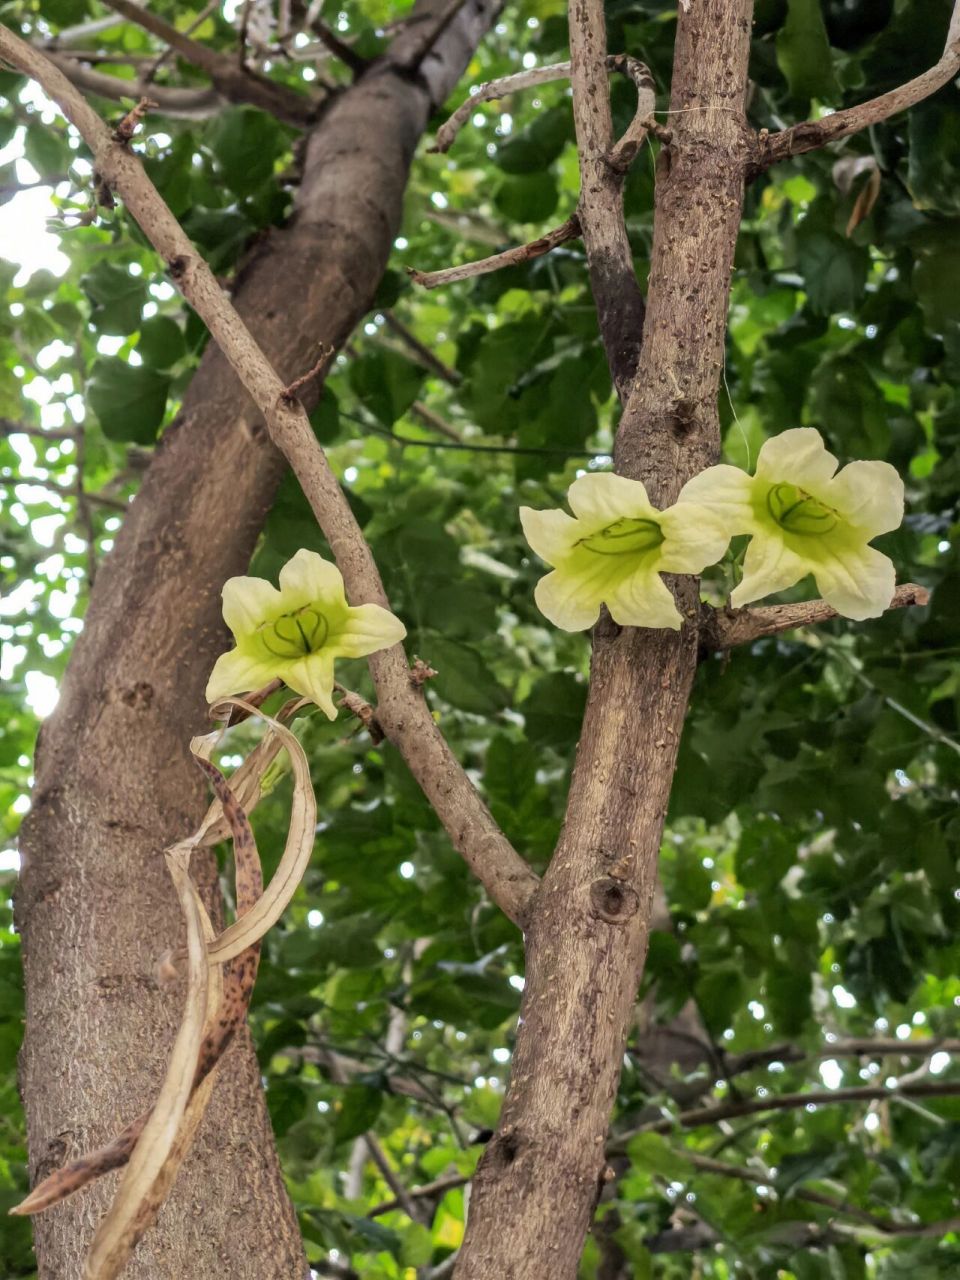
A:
[[520, 472, 730, 631], [677, 428, 904, 620], [206, 549, 405, 718]]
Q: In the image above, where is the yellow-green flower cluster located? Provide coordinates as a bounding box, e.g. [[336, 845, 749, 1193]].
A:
[[520, 429, 904, 632]]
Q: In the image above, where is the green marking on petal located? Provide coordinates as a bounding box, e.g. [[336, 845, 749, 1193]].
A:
[[765, 483, 839, 537], [577, 516, 665, 557], [260, 605, 330, 659]]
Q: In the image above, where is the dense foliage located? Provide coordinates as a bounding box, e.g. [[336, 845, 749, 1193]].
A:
[[1, 0, 959, 1276]]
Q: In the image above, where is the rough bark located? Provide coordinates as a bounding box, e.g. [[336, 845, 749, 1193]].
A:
[[456, 4, 754, 1276], [15, 4, 497, 1275]]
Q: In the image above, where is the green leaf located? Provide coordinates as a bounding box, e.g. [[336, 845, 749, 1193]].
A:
[[495, 107, 571, 174], [309, 388, 340, 443], [334, 1083, 383, 1144], [86, 358, 170, 442], [82, 262, 146, 336], [136, 315, 185, 369], [776, 0, 840, 104], [494, 173, 559, 224], [627, 1132, 690, 1179], [795, 227, 868, 315], [349, 349, 424, 427], [419, 635, 508, 715], [206, 108, 287, 196]]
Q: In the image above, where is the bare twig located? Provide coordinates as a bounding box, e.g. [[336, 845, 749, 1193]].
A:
[[112, 95, 157, 143], [723, 1036, 960, 1075], [621, 1079, 960, 1140], [431, 60, 579, 153], [280, 344, 335, 402], [381, 310, 461, 385], [368, 1171, 469, 1218], [410, 401, 463, 443], [143, 0, 219, 84], [408, 214, 581, 289], [0, 24, 538, 929], [307, 16, 369, 76], [334, 682, 384, 744], [758, 3, 960, 170], [701, 583, 930, 651]]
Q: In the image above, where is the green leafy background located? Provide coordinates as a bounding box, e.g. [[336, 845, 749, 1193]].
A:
[[1, 1, 959, 1276]]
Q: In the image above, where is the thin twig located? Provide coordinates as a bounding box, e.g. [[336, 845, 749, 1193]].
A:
[[701, 583, 930, 651], [308, 16, 368, 76], [368, 1171, 469, 1218], [619, 1079, 960, 1141], [408, 214, 581, 289], [410, 401, 463, 443], [73, 424, 97, 586], [280, 344, 335, 402], [757, 3, 960, 171], [381, 310, 461, 385], [143, 0, 219, 84], [0, 23, 539, 929]]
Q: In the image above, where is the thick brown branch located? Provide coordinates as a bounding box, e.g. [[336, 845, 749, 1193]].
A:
[[569, 11, 646, 400], [408, 214, 581, 289], [702, 583, 930, 651], [758, 3, 960, 170], [100, 0, 318, 126], [43, 51, 224, 119], [0, 24, 537, 930]]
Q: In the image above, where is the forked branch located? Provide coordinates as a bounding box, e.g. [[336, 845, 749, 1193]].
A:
[[0, 24, 538, 928]]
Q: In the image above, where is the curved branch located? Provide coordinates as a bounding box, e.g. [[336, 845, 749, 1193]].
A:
[[408, 213, 581, 289], [701, 583, 930, 651], [758, 3, 960, 171], [0, 24, 538, 929]]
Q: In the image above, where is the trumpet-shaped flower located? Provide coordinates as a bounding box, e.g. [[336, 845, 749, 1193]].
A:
[[677, 428, 904, 620], [206, 548, 406, 719], [519, 472, 730, 631]]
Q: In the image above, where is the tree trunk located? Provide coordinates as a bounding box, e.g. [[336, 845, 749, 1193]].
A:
[[16, 4, 497, 1274], [456, 3, 754, 1276]]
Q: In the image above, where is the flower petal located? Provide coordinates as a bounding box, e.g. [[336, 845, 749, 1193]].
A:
[[282, 653, 338, 719], [809, 543, 896, 621], [755, 428, 838, 491], [825, 460, 904, 536], [221, 575, 283, 639], [519, 506, 579, 566], [205, 647, 279, 704], [533, 569, 604, 632], [657, 503, 732, 573], [277, 548, 347, 611], [730, 532, 809, 607], [606, 567, 682, 630], [566, 472, 656, 528], [675, 464, 757, 532], [331, 603, 407, 658]]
